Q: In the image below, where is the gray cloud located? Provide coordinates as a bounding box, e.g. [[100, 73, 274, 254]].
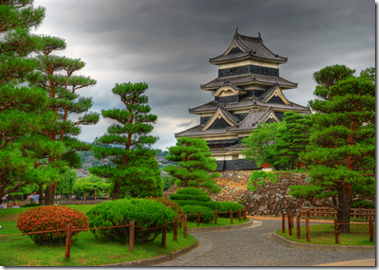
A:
[[33, 0, 375, 150], [177, 121, 193, 127]]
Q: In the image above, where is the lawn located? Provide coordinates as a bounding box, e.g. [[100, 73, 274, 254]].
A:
[[0, 204, 249, 266], [276, 224, 375, 246]]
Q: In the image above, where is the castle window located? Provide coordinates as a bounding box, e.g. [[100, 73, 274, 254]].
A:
[[265, 68, 268, 74]]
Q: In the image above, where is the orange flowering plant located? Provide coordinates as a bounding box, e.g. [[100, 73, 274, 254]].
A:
[[17, 206, 89, 246]]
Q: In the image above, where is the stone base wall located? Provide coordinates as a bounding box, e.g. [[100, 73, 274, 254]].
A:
[[239, 173, 309, 216]]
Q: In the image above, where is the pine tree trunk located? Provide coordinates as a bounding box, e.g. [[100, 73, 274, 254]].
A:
[[52, 181, 58, 202], [113, 181, 121, 200], [297, 162, 300, 170], [337, 186, 351, 233], [39, 184, 44, 205], [45, 183, 53, 205]]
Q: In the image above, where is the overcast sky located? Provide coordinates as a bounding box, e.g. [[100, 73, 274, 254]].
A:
[[32, 0, 375, 151]]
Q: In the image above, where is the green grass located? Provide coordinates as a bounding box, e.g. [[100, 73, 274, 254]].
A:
[[276, 224, 375, 246], [186, 216, 249, 229], [0, 204, 249, 266], [305, 216, 374, 223]]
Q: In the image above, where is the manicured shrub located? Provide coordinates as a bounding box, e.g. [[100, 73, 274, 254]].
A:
[[154, 198, 182, 214], [351, 200, 375, 209], [218, 201, 243, 218], [86, 198, 177, 244], [181, 205, 214, 223], [20, 203, 40, 208], [173, 200, 219, 211], [17, 206, 89, 246], [176, 187, 207, 196], [169, 194, 210, 202]]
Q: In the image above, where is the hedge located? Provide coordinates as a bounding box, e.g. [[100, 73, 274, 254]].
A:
[[218, 201, 243, 218], [181, 205, 214, 223], [172, 200, 219, 211], [86, 198, 177, 244], [170, 194, 210, 202], [176, 187, 207, 196]]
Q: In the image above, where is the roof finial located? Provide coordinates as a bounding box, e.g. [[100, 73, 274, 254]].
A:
[[235, 27, 238, 34], [258, 31, 261, 39]]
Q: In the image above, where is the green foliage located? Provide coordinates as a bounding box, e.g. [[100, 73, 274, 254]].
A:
[[242, 122, 281, 168], [163, 137, 221, 193], [176, 187, 207, 196], [17, 206, 89, 246], [181, 205, 214, 223], [72, 175, 110, 197], [86, 199, 177, 243], [173, 200, 219, 211], [218, 201, 243, 218], [169, 194, 210, 202], [89, 82, 162, 200], [56, 166, 77, 195], [289, 65, 375, 232], [351, 200, 375, 209], [274, 111, 312, 170], [162, 175, 177, 191], [247, 171, 277, 193]]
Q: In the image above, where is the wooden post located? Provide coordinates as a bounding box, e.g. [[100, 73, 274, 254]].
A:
[[243, 206, 246, 220], [306, 217, 310, 242], [183, 214, 187, 238], [290, 212, 294, 228], [328, 208, 332, 218], [238, 208, 241, 222], [162, 224, 167, 247], [300, 205, 303, 217], [369, 220, 374, 242], [173, 217, 178, 241], [197, 211, 201, 226], [215, 209, 218, 224], [65, 223, 73, 260], [359, 207, 362, 220], [288, 214, 292, 236], [334, 219, 339, 244], [129, 220, 135, 252], [306, 209, 310, 218], [84, 190, 86, 201], [230, 209, 233, 223], [296, 215, 301, 239], [282, 213, 286, 233]]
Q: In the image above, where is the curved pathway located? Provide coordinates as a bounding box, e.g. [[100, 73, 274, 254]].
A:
[[157, 219, 375, 266]]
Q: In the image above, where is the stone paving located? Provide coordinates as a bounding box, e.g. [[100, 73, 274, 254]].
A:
[[156, 219, 375, 266]]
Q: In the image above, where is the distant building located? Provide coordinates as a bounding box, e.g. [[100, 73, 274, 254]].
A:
[[176, 30, 310, 171]]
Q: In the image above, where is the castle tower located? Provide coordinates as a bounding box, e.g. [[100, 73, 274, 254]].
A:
[[176, 30, 311, 171]]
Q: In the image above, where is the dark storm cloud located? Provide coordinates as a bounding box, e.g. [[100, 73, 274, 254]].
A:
[[34, 0, 375, 150]]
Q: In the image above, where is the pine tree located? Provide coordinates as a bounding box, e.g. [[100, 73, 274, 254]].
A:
[[89, 82, 162, 199], [163, 137, 221, 194], [29, 35, 99, 204], [0, 0, 64, 198], [274, 111, 312, 170], [289, 65, 375, 233]]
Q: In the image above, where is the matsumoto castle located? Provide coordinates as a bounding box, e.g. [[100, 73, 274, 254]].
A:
[[176, 30, 310, 171]]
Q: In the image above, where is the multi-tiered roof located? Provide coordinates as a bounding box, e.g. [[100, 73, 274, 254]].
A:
[[176, 30, 310, 171]]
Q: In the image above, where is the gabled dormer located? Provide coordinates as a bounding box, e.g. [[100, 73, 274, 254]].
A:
[[260, 83, 291, 105], [213, 83, 246, 103], [202, 104, 239, 131]]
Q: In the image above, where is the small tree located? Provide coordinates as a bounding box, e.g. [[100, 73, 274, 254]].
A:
[[89, 82, 162, 199], [274, 111, 312, 170], [289, 65, 375, 233], [242, 122, 281, 169], [163, 137, 221, 194]]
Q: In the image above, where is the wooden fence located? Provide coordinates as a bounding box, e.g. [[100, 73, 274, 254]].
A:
[[300, 206, 375, 220], [0, 206, 246, 261], [282, 212, 375, 244]]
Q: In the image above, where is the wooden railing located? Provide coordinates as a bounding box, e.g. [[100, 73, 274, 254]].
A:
[[0, 206, 247, 261], [300, 206, 375, 220]]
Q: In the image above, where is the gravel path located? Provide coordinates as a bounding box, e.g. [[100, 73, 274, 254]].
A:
[[156, 219, 375, 266]]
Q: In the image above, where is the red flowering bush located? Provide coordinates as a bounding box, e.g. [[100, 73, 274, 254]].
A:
[[154, 198, 182, 214], [17, 206, 89, 246]]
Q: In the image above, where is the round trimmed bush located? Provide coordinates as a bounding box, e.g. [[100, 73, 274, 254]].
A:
[[86, 198, 177, 244], [176, 187, 207, 196], [169, 193, 210, 202], [17, 206, 89, 246], [218, 201, 243, 218], [182, 205, 214, 223], [20, 203, 40, 208], [154, 198, 182, 214], [174, 200, 219, 211]]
